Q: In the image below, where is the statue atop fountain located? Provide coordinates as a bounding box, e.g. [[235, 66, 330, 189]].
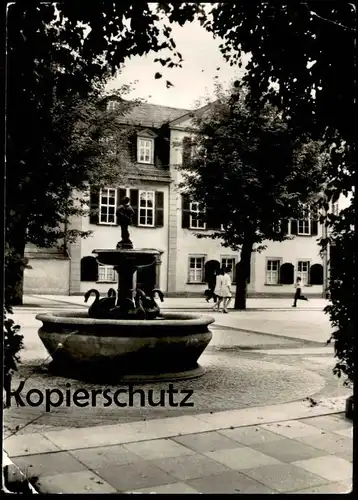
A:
[[116, 196, 135, 250]]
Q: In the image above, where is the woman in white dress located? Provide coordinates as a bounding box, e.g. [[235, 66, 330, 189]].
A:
[[213, 268, 224, 311], [221, 266, 232, 313], [213, 267, 232, 313]]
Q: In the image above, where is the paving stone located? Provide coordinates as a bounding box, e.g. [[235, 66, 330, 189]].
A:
[[336, 451, 353, 463], [260, 420, 323, 438], [205, 446, 281, 470], [219, 425, 284, 445], [4, 433, 60, 457], [152, 453, 229, 481], [95, 461, 176, 491], [123, 438, 196, 460], [333, 427, 353, 438], [187, 470, 276, 493], [12, 451, 86, 478], [172, 431, 240, 453], [250, 437, 326, 462], [294, 432, 353, 455], [128, 482, 199, 493], [290, 479, 352, 494], [69, 444, 143, 469], [292, 456, 352, 482], [300, 415, 353, 432], [241, 463, 327, 493], [36, 470, 117, 493]]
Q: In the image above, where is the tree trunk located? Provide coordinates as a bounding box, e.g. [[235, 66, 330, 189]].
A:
[[234, 239, 253, 310]]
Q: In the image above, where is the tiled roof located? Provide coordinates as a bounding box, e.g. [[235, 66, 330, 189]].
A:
[[126, 163, 171, 183], [118, 102, 190, 128]]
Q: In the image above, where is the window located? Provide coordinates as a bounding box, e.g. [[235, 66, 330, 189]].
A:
[[139, 190, 155, 226], [100, 136, 116, 155], [107, 100, 118, 112], [189, 202, 206, 229], [138, 138, 154, 164], [188, 256, 205, 283], [266, 260, 280, 284], [297, 207, 311, 235], [331, 202, 339, 215], [98, 265, 116, 282], [99, 187, 117, 224], [298, 261, 310, 285], [221, 257, 236, 282]]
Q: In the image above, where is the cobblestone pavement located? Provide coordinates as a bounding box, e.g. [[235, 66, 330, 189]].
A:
[[4, 305, 350, 435]]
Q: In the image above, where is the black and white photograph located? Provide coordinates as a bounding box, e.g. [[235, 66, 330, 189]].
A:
[[3, 2, 355, 494]]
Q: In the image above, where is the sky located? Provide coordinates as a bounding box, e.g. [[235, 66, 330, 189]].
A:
[[105, 19, 250, 110]]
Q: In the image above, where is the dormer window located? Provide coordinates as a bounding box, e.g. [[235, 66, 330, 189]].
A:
[[137, 138, 154, 164], [107, 100, 118, 112]]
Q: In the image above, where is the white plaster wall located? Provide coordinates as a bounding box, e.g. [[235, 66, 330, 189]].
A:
[[170, 127, 241, 294], [24, 259, 70, 295], [254, 232, 324, 295], [79, 181, 170, 294]]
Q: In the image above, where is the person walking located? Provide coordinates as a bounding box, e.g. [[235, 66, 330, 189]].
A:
[[221, 266, 233, 313], [212, 268, 224, 311], [292, 277, 309, 307], [205, 271, 217, 304]]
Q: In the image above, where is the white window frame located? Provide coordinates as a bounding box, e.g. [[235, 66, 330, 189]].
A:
[[138, 190, 155, 227], [107, 100, 118, 112], [98, 265, 116, 282], [189, 201, 206, 229], [137, 138, 154, 164], [297, 207, 311, 235], [188, 255, 205, 283], [99, 187, 117, 225], [266, 259, 280, 284], [297, 260, 310, 285], [221, 256, 236, 283]]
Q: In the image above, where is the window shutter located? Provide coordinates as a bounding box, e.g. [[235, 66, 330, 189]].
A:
[[131, 134, 138, 162], [129, 189, 139, 226], [81, 256, 98, 282], [311, 220, 318, 236], [282, 220, 289, 235], [181, 194, 191, 228], [311, 209, 318, 236], [206, 210, 221, 230], [116, 188, 127, 225], [290, 219, 298, 235], [182, 137, 192, 167], [155, 191, 164, 227], [89, 186, 100, 225]]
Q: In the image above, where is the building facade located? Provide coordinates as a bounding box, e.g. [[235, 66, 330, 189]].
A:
[[23, 100, 344, 297]]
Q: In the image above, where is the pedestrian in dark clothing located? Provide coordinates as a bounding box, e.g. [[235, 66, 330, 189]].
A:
[[292, 277, 309, 307], [205, 272, 217, 303]]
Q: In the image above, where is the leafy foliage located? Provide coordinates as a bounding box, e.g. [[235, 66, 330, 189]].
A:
[[178, 83, 326, 308], [3, 313, 24, 394], [195, 3, 355, 383]]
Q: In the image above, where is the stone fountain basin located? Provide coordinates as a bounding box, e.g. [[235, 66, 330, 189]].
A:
[[36, 311, 214, 382]]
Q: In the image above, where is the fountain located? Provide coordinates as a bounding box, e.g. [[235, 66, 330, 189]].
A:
[[36, 197, 214, 382]]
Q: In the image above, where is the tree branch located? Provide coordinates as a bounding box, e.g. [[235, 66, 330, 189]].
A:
[[304, 4, 356, 33]]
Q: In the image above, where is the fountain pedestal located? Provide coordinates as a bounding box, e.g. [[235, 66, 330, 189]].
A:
[[93, 249, 160, 307]]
